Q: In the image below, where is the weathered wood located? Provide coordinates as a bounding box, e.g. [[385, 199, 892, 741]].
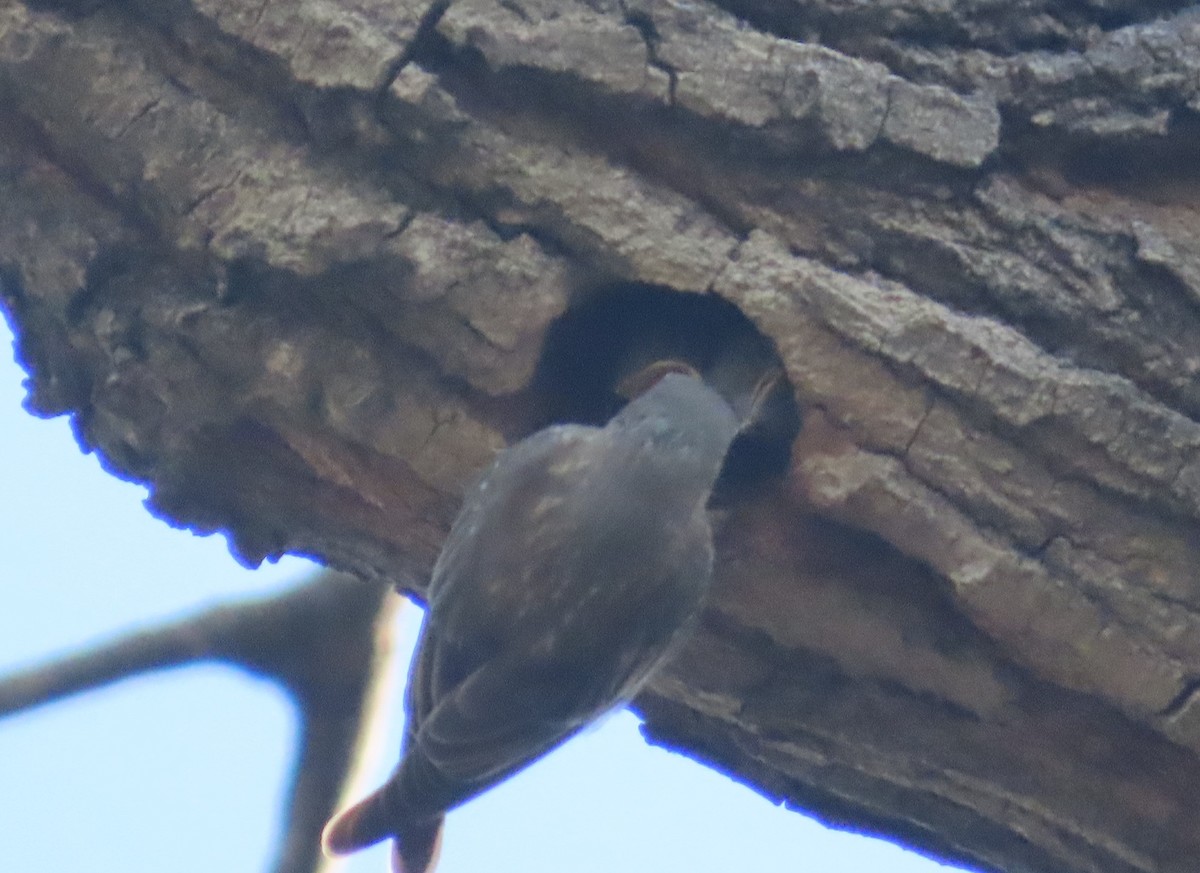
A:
[[3, 2, 1199, 871]]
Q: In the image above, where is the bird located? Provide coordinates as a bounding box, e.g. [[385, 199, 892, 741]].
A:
[[321, 368, 740, 873]]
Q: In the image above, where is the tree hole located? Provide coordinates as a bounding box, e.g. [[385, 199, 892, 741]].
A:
[[530, 284, 801, 502]]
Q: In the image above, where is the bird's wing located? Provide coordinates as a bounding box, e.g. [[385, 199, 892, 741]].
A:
[[401, 414, 714, 809], [409, 424, 600, 731], [415, 648, 605, 790], [409, 517, 714, 801]]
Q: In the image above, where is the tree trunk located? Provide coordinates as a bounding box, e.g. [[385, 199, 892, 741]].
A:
[[2, 2, 1199, 872]]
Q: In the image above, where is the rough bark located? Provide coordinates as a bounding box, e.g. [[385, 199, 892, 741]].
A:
[[2, 2, 1199, 872]]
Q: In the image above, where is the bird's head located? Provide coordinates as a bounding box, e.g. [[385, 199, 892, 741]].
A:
[[610, 369, 739, 492]]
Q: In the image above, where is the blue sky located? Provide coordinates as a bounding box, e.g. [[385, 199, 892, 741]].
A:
[[0, 317, 972, 873]]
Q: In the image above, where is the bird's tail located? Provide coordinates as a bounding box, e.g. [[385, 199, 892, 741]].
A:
[[321, 788, 444, 873], [391, 816, 444, 873]]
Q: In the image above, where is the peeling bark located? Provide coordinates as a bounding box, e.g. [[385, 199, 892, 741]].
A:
[[2, 1, 1199, 872]]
